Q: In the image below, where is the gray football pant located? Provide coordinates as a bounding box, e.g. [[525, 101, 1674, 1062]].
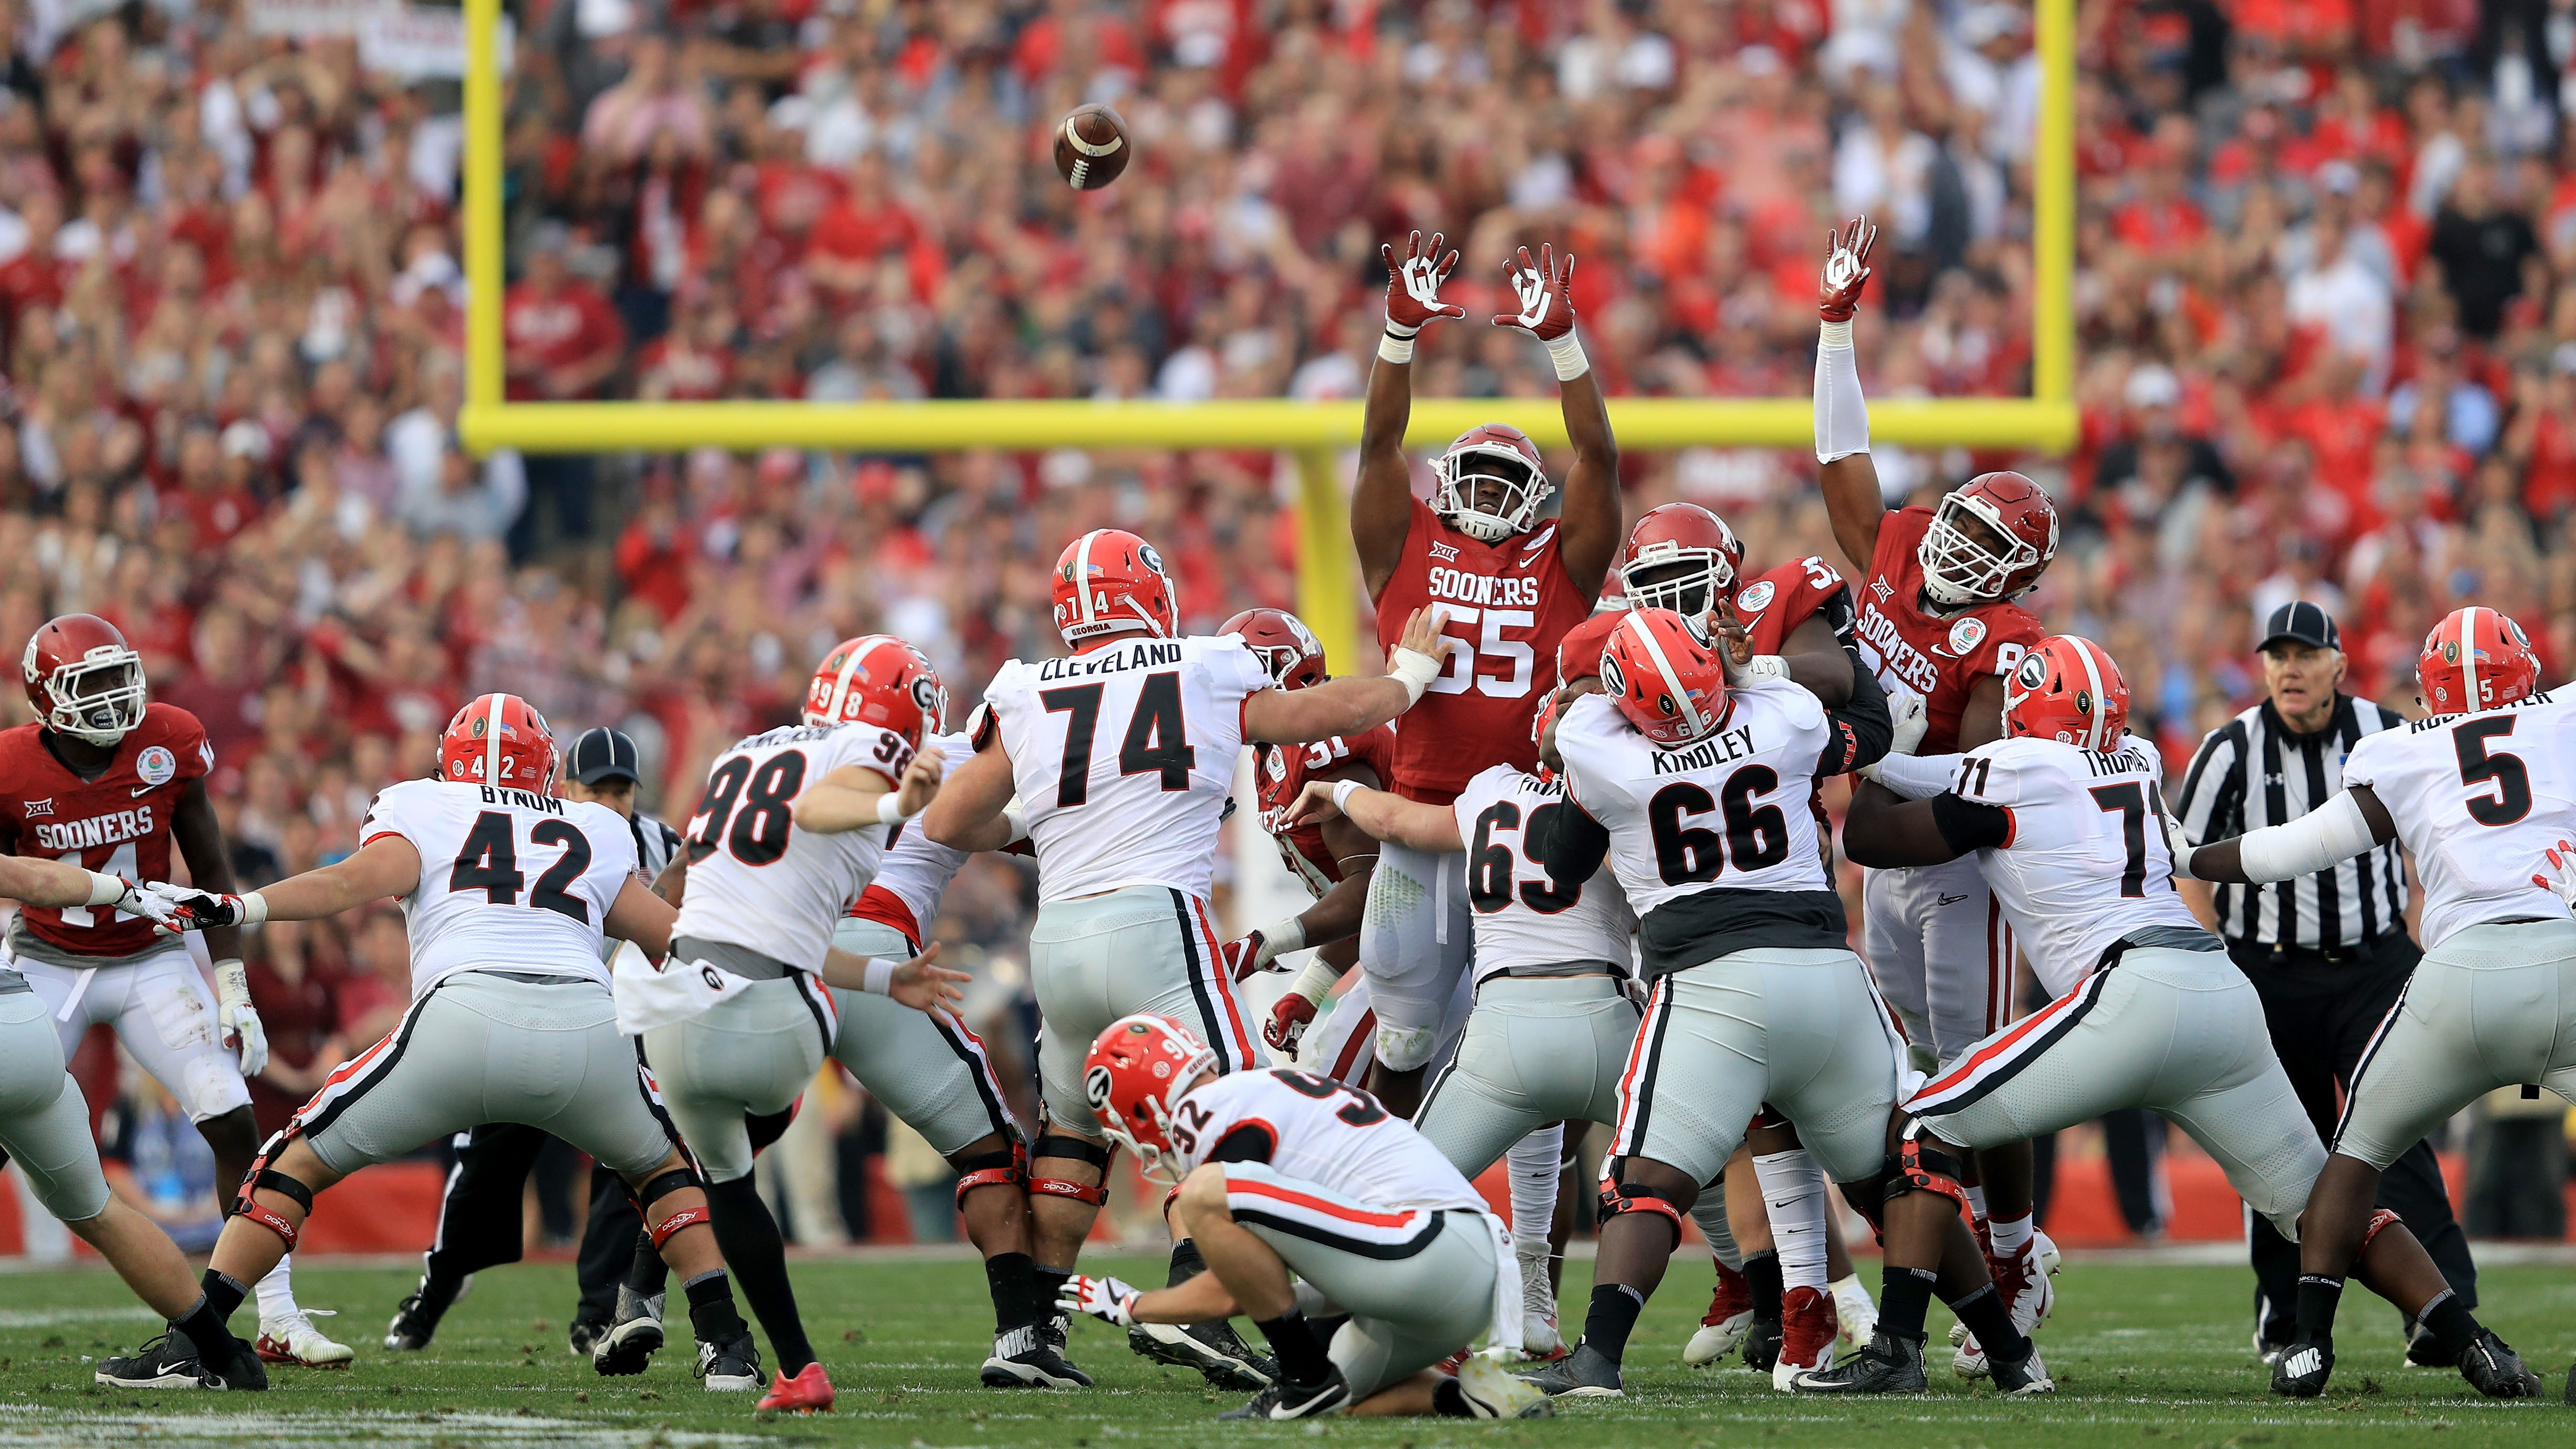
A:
[[2336, 918, 2576, 1172], [1414, 974, 1639, 1178]]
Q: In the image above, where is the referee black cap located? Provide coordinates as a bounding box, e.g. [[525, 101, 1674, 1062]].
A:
[[566, 727, 643, 786], [2259, 601, 2339, 653]]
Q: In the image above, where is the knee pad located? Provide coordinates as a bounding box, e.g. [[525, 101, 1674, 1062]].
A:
[[1596, 1175, 1684, 1248], [1372, 1021, 1437, 1072], [950, 1137, 1027, 1209], [1030, 1132, 1111, 1207], [2354, 1207, 2403, 1264], [1883, 1125, 1970, 1216]]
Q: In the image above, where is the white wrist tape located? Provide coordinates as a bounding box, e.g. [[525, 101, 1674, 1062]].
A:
[[862, 958, 897, 995], [1288, 957, 1340, 1006], [1815, 327, 1869, 463], [2162, 811, 2201, 881], [240, 892, 269, 925], [1002, 804, 1031, 845], [1863, 752, 1965, 800], [1388, 648, 1443, 704], [1258, 916, 1306, 968], [1737, 654, 1789, 685], [1378, 331, 1416, 364], [84, 870, 127, 906], [1332, 779, 1366, 813], [877, 792, 909, 826], [1544, 331, 1589, 381], [213, 957, 251, 1006], [2232, 790, 2378, 883]]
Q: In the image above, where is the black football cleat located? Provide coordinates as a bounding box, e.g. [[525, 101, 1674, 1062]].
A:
[[1743, 1311, 1784, 1373], [982, 1324, 1094, 1388], [1218, 1365, 1351, 1421], [2458, 1329, 2542, 1399], [693, 1331, 763, 1392], [591, 1286, 665, 1377], [1519, 1340, 1624, 1398], [384, 1272, 468, 1352], [1129, 1320, 1274, 1391], [1988, 1343, 2056, 1396], [96, 1330, 267, 1391], [2271, 1337, 2333, 1398], [1786, 1328, 1928, 1395]]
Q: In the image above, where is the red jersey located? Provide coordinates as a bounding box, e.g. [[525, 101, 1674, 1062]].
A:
[[1734, 554, 1855, 656], [1849, 507, 2043, 755], [1374, 498, 1596, 806], [1254, 724, 1398, 899], [0, 704, 213, 959]]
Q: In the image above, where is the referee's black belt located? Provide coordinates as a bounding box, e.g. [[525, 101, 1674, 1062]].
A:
[[2232, 936, 2392, 965]]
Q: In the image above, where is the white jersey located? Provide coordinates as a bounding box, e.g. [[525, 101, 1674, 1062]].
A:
[[2339, 690, 2576, 949], [1165, 1067, 1486, 1212], [985, 634, 1272, 904], [671, 721, 914, 971], [1450, 763, 1636, 983], [1555, 680, 1833, 916], [1947, 733, 2203, 996], [359, 779, 636, 996], [866, 734, 975, 932]]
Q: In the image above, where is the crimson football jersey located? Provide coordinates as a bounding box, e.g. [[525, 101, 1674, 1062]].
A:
[[1735, 554, 1856, 656], [1850, 507, 2042, 755], [1254, 723, 1399, 899], [0, 703, 213, 957], [1375, 497, 1596, 806]]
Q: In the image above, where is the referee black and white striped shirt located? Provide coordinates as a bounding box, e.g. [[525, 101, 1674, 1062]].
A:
[[2173, 687, 2409, 954], [630, 810, 683, 882]]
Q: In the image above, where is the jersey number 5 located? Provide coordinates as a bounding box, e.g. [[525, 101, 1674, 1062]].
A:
[[1039, 673, 1195, 808], [688, 751, 809, 866], [2452, 716, 2532, 827], [451, 812, 595, 921]]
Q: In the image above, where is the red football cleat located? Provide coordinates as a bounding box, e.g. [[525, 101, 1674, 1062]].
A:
[[756, 1361, 835, 1414], [1771, 1285, 1840, 1390]]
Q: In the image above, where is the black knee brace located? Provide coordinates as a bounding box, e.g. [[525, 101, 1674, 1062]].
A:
[[1882, 1126, 1971, 1215], [233, 1166, 315, 1249], [636, 1166, 702, 1209]]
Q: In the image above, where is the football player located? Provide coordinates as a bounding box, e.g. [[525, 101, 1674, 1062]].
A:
[[0, 614, 342, 1368], [115, 694, 959, 1401], [2189, 607, 2557, 1400], [618, 636, 954, 1414], [1809, 217, 2061, 1358], [1060, 1015, 1551, 1423], [922, 529, 1456, 1391], [1350, 231, 1623, 1118]]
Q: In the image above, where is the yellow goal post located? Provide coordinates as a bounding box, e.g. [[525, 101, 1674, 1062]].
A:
[[457, 0, 2076, 670]]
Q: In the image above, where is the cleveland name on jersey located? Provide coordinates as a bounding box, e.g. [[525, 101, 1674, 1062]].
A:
[[983, 634, 1270, 903], [2341, 689, 2576, 948], [1256, 724, 1398, 898], [0, 702, 213, 961], [1945, 733, 2203, 995], [848, 732, 975, 950], [1450, 763, 1635, 981], [359, 780, 638, 994], [675, 720, 915, 970], [1854, 507, 2041, 753], [1163, 1068, 1487, 1213], [1376, 497, 1595, 804]]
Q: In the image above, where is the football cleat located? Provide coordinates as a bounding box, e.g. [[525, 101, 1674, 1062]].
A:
[[1520, 1340, 1624, 1398], [1520, 1253, 1566, 1361], [1956, 1236, 2056, 1378], [96, 1330, 267, 1391], [1128, 1320, 1275, 1391], [592, 1286, 665, 1377], [1772, 1286, 1839, 1392], [1218, 1364, 1351, 1421], [2271, 1338, 2333, 1398], [384, 1272, 471, 1352], [1830, 1273, 1879, 1352], [1989, 1343, 2056, 1396], [255, 1308, 352, 1368], [568, 1319, 607, 1358], [2457, 1329, 2543, 1399], [1454, 1353, 1554, 1418], [1788, 1328, 1928, 1395], [1743, 1309, 1784, 1373], [754, 1360, 834, 1413], [696, 1333, 764, 1393], [2401, 1316, 2452, 1367], [1684, 1262, 1755, 1366], [981, 1324, 1094, 1388]]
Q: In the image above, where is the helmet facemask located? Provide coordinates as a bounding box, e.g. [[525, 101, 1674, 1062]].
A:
[[1433, 444, 1552, 543], [1621, 550, 1736, 622], [1918, 490, 2045, 607], [35, 645, 145, 747]]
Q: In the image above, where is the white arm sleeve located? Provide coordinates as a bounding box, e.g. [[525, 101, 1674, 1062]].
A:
[[1862, 751, 1964, 800], [1814, 328, 1869, 464], [2230, 790, 2380, 883]]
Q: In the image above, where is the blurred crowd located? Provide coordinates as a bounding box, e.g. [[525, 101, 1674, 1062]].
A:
[[6, 0, 2576, 1233]]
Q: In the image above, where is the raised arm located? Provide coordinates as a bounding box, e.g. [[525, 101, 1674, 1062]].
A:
[[1814, 217, 1886, 576], [1355, 231, 1465, 599], [1492, 243, 1620, 595], [1242, 606, 1455, 744], [2188, 785, 2397, 884]]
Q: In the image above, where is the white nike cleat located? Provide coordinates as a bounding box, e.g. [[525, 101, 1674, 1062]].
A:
[[1684, 1262, 1755, 1367], [256, 1308, 354, 1368]]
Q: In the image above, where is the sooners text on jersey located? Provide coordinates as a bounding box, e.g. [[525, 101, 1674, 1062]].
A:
[[1255, 724, 1398, 898], [360, 779, 638, 995], [2342, 690, 2576, 949], [1854, 508, 2040, 754], [1376, 497, 1596, 805], [0, 703, 212, 958]]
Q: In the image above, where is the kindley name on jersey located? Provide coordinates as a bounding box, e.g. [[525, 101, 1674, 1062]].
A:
[[1651, 722, 1762, 776], [32, 805, 156, 852], [1424, 568, 1548, 609], [1036, 641, 1187, 681]]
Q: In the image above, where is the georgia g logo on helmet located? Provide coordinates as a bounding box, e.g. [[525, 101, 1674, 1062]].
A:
[[1597, 650, 1627, 700], [1085, 1064, 1117, 1114], [2015, 651, 2048, 691], [1137, 542, 1167, 578]]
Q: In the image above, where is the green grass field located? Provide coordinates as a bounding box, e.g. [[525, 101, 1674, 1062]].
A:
[[1, 1252, 2571, 1446]]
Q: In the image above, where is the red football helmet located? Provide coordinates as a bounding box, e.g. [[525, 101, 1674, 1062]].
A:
[[23, 613, 146, 747], [1617, 503, 1743, 621], [2003, 636, 2130, 752], [1431, 423, 1552, 542], [1053, 529, 1179, 645], [803, 635, 946, 756], [440, 693, 559, 791], [1918, 471, 2059, 607], [2417, 606, 2540, 714], [1555, 610, 1626, 685], [1600, 608, 1729, 748], [1083, 1013, 1220, 1183], [1219, 608, 1327, 690]]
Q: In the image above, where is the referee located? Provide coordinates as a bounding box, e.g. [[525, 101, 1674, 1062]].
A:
[[386, 727, 689, 1356], [2172, 602, 2477, 1362]]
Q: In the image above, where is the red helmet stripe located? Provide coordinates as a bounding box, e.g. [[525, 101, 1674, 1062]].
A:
[[1623, 612, 1705, 739]]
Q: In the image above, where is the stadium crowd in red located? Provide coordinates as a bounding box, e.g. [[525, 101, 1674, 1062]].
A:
[[0, 0, 2563, 951]]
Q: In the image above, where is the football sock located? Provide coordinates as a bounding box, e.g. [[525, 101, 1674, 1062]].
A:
[[1035, 1267, 1075, 1327], [1989, 1211, 2034, 1259], [2295, 1274, 2345, 1350], [1879, 1266, 1939, 1341], [1948, 1282, 2028, 1361], [624, 1230, 671, 1296], [1743, 1249, 1785, 1325], [682, 1269, 749, 1343], [704, 1176, 814, 1373], [986, 1252, 1044, 1336], [2417, 1288, 2478, 1361], [1506, 1125, 1563, 1255], [1963, 1185, 1990, 1235], [1752, 1150, 1829, 1293], [1690, 1194, 1742, 1271], [1255, 1310, 1332, 1387], [253, 1256, 298, 1321], [201, 1269, 248, 1325], [173, 1293, 236, 1362], [1579, 1283, 1647, 1365], [1166, 1237, 1206, 1287]]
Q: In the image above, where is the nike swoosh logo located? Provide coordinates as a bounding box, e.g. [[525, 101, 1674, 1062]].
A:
[[1935, 893, 1970, 906], [130, 786, 156, 797]]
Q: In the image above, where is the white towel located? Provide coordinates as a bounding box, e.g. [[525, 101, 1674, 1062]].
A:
[[1480, 1210, 1524, 1354], [612, 945, 752, 1036]]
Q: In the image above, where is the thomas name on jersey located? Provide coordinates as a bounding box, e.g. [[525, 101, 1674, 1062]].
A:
[[1036, 640, 1186, 681], [2080, 743, 2158, 779], [30, 804, 156, 852], [1424, 568, 1548, 609], [1651, 722, 1762, 777]]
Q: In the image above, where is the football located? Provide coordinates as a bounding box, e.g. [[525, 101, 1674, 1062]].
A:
[[1053, 103, 1131, 190]]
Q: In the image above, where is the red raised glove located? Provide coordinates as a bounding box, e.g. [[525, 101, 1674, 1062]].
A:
[[1219, 931, 1269, 983], [1265, 992, 1318, 1057], [1381, 230, 1465, 334], [1818, 215, 1877, 324], [1491, 243, 1576, 340]]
